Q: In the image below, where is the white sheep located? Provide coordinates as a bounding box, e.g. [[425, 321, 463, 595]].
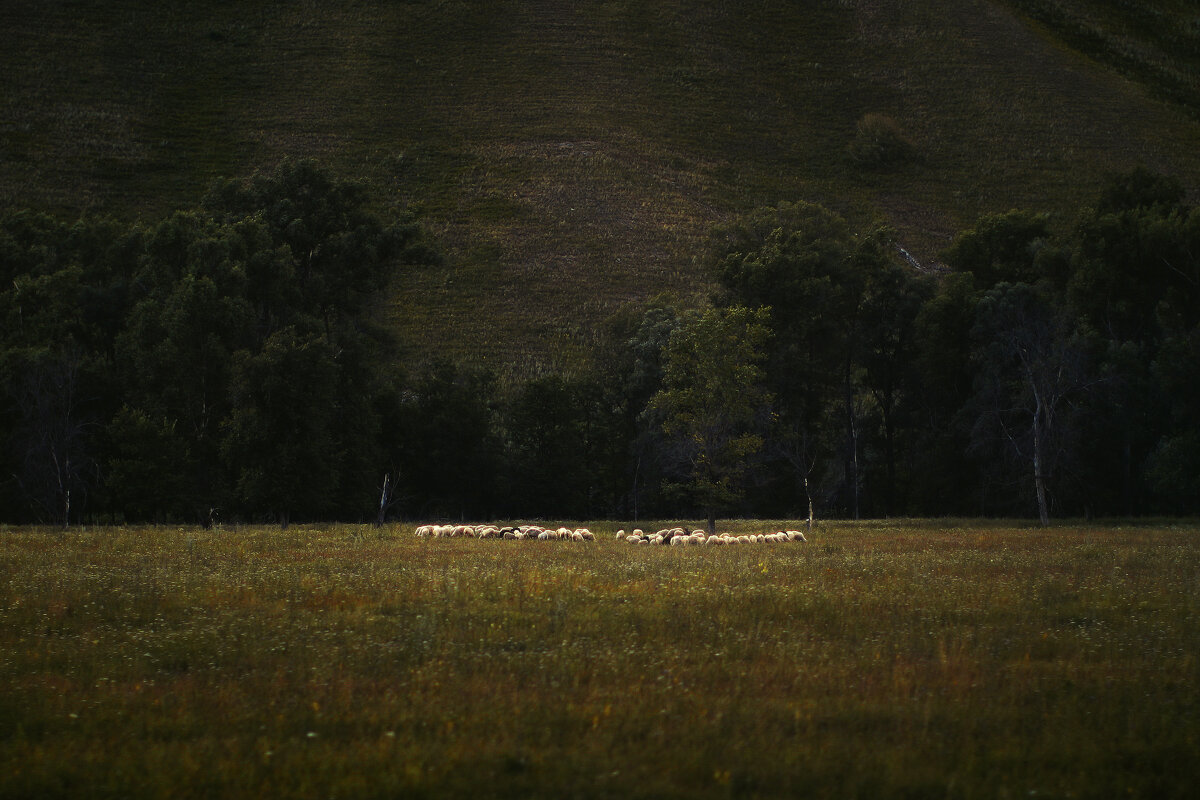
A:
[[786, 530, 808, 542], [615, 529, 626, 540]]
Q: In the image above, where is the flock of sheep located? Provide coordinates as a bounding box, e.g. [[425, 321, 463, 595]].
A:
[[412, 523, 808, 546], [414, 524, 597, 541], [617, 527, 808, 545]]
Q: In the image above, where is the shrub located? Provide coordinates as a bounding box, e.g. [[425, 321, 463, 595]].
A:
[[847, 113, 914, 167]]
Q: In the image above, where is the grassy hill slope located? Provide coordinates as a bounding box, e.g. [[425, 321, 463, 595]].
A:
[[4, 0, 1198, 380]]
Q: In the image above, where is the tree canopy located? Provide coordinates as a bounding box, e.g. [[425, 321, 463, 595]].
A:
[[2, 166, 1198, 524]]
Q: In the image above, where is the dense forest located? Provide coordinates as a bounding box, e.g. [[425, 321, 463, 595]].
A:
[[2, 160, 1196, 526]]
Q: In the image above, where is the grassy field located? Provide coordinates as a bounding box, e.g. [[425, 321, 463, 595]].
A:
[[2, 520, 1197, 798], [5, 0, 1200, 380]]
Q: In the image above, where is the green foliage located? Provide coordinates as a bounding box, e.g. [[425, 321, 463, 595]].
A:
[[647, 305, 773, 530], [223, 329, 341, 525], [392, 362, 501, 520], [0, 161, 426, 524], [3, 157, 1200, 524], [942, 209, 1058, 288]]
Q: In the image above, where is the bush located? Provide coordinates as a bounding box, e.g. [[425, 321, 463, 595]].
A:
[[847, 113, 914, 167]]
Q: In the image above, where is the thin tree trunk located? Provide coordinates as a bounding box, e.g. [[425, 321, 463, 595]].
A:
[[804, 473, 815, 532], [882, 401, 895, 517], [1033, 412, 1050, 526], [375, 473, 391, 527]]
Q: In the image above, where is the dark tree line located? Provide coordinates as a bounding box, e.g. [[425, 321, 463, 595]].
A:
[[2, 164, 1197, 525]]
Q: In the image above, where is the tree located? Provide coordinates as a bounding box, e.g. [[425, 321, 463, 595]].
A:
[[969, 283, 1096, 525], [591, 299, 683, 519], [392, 362, 499, 520], [1067, 168, 1200, 514], [909, 272, 983, 515], [943, 210, 1062, 289], [203, 158, 439, 334], [7, 348, 97, 525], [857, 244, 932, 515], [646, 305, 772, 533], [222, 328, 340, 525], [502, 374, 599, 519]]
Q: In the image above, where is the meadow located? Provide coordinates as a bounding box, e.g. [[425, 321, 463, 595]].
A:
[[1, 520, 1197, 798]]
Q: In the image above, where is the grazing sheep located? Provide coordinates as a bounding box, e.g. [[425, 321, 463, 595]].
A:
[[502, 530, 518, 540], [537, 530, 553, 541], [581, 530, 595, 541], [572, 531, 585, 541], [615, 529, 626, 540], [415, 525, 433, 538], [786, 530, 808, 542], [626, 534, 643, 544]]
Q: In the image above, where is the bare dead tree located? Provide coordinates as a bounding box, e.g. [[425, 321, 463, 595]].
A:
[[11, 349, 96, 526], [375, 471, 402, 527]]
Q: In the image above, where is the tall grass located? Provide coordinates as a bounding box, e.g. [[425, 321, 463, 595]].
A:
[[2, 521, 1197, 798]]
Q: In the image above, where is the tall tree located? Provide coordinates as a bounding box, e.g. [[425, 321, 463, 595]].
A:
[[392, 362, 499, 520], [646, 305, 772, 533], [222, 328, 340, 526], [857, 239, 932, 515], [970, 283, 1096, 525]]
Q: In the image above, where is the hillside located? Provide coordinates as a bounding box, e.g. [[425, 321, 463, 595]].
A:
[[4, 0, 1199, 380]]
